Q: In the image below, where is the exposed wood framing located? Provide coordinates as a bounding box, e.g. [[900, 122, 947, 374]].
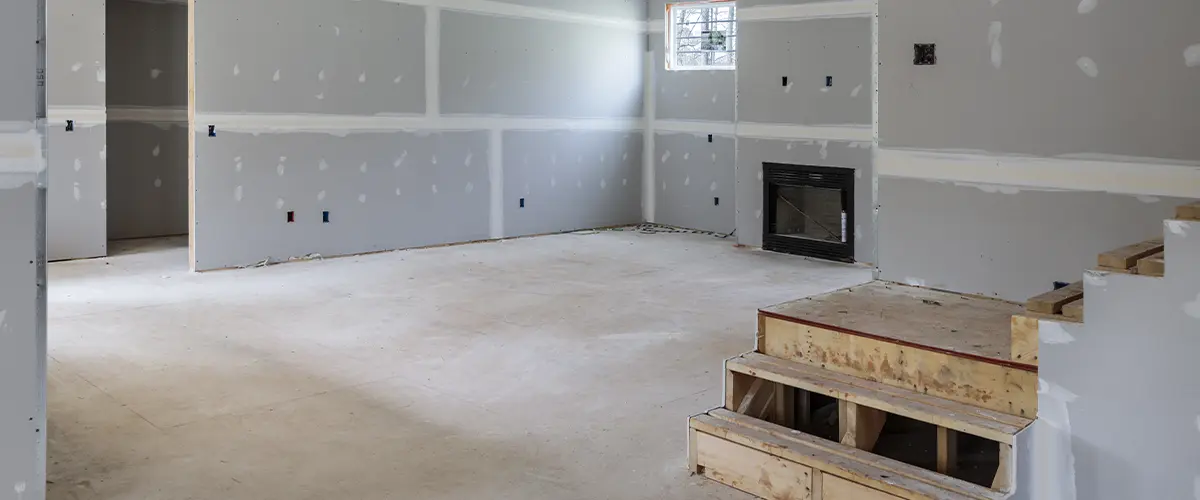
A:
[[936, 427, 958, 475], [823, 474, 898, 500], [737, 378, 776, 420], [1097, 238, 1164, 270], [1137, 252, 1165, 277], [1177, 201, 1200, 221], [839, 401, 887, 451], [774, 384, 796, 429], [1010, 315, 1039, 366], [1061, 300, 1085, 321], [687, 426, 699, 473], [762, 317, 1039, 417], [694, 431, 814, 500], [1025, 282, 1083, 315]]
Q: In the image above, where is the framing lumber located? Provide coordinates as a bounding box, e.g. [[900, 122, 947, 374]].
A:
[[840, 401, 886, 451], [1177, 201, 1200, 221], [936, 427, 958, 475], [1061, 300, 1084, 321], [823, 474, 898, 500], [1024, 282, 1082, 315], [1097, 238, 1163, 270], [1137, 252, 1165, 277], [695, 410, 1005, 500], [1009, 315, 1039, 366], [695, 431, 813, 500], [761, 317, 1038, 417], [727, 352, 1031, 443], [737, 378, 775, 419]]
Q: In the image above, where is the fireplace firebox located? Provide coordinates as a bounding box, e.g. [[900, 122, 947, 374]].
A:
[[762, 162, 854, 262]]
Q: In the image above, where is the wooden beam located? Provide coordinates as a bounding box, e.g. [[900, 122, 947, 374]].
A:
[[1025, 282, 1083, 315], [1010, 315, 1039, 366], [839, 401, 886, 452], [738, 378, 775, 419], [993, 443, 1013, 492], [797, 389, 812, 429], [774, 383, 795, 428], [1061, 300, 1084, 322], [811, 471, 824, 500], [695, 432, 814, 500], [936, 427, 958, 475], [1138, 252, 1165, 277], [1177, 201, 1200, 221], [1098, 238, 1164, 270], [687, 427, 700, 473]]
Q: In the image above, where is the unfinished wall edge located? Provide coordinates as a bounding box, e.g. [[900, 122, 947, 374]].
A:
[[878, 147, 1200, 198]]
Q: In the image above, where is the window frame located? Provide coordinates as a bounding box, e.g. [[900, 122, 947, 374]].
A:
[[665, 0, 737, 72]]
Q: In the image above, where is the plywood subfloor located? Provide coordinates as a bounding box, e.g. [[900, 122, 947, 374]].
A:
[[761, 281, 1023, 361]]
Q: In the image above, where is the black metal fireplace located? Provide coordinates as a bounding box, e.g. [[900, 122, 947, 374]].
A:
[[762, 162, 855, 262]]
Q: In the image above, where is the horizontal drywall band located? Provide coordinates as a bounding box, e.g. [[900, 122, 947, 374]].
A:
[[737, 0, 874, 21], [384, 0, 644, 31], [0, 129, 46, 187], [193, 113, 643, 134], [652, 120, 872, 142], [45, 107, 107, 127], [654, 120, 736, 136], [108, 106, 187, 123], [878, 147, 1200, 198]]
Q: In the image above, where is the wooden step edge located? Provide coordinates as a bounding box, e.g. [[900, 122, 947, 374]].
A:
[[1177, 202, 1200, 221], [1060, 299, 1085, 321], [1024, 281, 1082, 315], [1097, 238, 1164, 270], [1137, 252, 1165, 278], [728, 353, 1031, 444], [693, 410, 1005, 500]]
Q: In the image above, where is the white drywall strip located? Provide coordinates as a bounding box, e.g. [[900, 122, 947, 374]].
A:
[[193, 113, 643, 134], [0, 129, 46, 187], [386, 0, 644, 31], [45, 106, 106, 127], [878, 147, 1200, 198], [654, 120, 736, 136], [425, 6, 440, 118], [643, 51, 657, 224], [488, 128, 504, 239], [108, 106, 187, 123], [738, 0, 874, 21], [737, 122, 873, 141]]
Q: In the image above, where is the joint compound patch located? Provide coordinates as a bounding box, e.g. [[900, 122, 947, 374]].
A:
[[904, 277, 926, 287], [1167, 220, 1190, 237], [1083, 270, 1107, 287], [988, 22, 1003, 69], [1039, 320, 1076, 344], [1076, 57, 1099, 77], [1184, 293, 1200, 319], [1077, 0, 1096, 13], [1186, 44, 1200, 68], [1137, 195, 1161, 203], [851, 84, 863, 97]]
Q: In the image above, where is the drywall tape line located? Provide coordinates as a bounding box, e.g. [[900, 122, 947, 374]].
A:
[[737, 122, 873, 141], [45, 107, 107, 127], [193, 113, 644, 134]]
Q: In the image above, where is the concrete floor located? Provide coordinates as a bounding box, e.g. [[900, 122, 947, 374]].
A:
[[46, 230, 871, 500]]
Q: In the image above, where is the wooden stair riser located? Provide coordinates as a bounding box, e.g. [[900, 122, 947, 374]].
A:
[[760, 316, 1038, 418]]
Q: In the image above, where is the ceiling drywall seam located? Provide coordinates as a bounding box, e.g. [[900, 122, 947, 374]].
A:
[[737, 0, 874, 22], [642, 48, 656, 223], [488, 128, 503, 238], [384, 0, 644, 31], [877, 148, 1200, 198]]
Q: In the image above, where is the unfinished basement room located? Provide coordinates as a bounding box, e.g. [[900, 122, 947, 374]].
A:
[[2, 0, 1199, 499]]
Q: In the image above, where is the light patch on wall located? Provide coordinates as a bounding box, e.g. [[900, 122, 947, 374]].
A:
[[819, 140, 829, 160], [319, 158, 328, 171], [462, 76, 470, 88], [395, 188, 402, 196], [358, 72, 367, 83], [661, 150, 671, 163], [1039, 320, 1075, 344], [1076, 57, 1099, 77], [150, 68, 162, 79], [711, 153, 717, 163], [394, 75, 404, 84], [73, 158, 81, 171], [622, 178, 628, 186], [465, 182, 474, 193], [1186, 44, 1200, 68], [71, 62, 82, 72], [277, 163, 286, 176], [684, 176, 690, 186], [988, 22, 1003, 69], [711, 94, 718, 103], [432, 155, 438, 165], [1077, 0, 1097, 13], [73, 182, 81, 201], [432, 184, 439, 193], [600, 179, 607, 189], [957, 182, 1021, 195], [787, 142, 794, 150], [622, 152, 628, 161], [152, 145, 161, 157], [273, 69, 281, 82], [316, 92, 325, 100], [757, 171, 763, 181], [851, 84, 863, 97], [317, 190, 326, 201], [904, 277, 926, 286], [154, 178, 162, 188], [710, 181, 718, 192], [276, 198, 285, 210], [1136, 195, 1161, 203], [1167, 220, 1190, 237], [100, 200, 106, 210], [661, 181, 666, 192], [318, 70, 326, 81], [235, 185, 243, 202], [359, 194, 367, 203], [234, 64, 240, 76], [395, 151, 407, 167], [1083, 270, 1107, 287], [1184, 293, 1200, 319], [96, 67, 106, 82], [359, 162, 368, 173], [333, 26, 341, 36], [550, 153, 557, 165], [683, 152, 690, 160], [464, 152, 474, 166], [783, 81, 794, 93], [755, 208, 762, 219]]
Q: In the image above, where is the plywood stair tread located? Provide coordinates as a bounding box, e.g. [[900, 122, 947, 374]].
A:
[[1137, 252, 1165, 278], [1177, 201, 1200, 221], [692, 409, 1007, 500], [728, 353, 1032, 444], [1097, 238, 1164, 273], [1024, 281, 1082, 315]]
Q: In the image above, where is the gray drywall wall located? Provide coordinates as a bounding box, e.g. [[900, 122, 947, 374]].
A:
[[1, 0, 46, 498], [877, 176, 1188, 301], [46, 0, 106, 261], [878, 0, 1200, 161], [108, 123, 189, 240], [650, 33, 737, 122], [654, 132, 736, 233], [737, 16, 872, 126], [107, 0, 188, 240], [193, 0, 647, 270], [736, 138, 874, 263], [441, 12, 643, 118], [1034, 218, 1200, 498], [503, 131, 643, 236], [46, 126, 107, 260], [489, 0, 644, 18]]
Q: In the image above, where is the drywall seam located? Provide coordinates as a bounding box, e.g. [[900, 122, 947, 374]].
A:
[[643, 50, 656, 223], [0, 130, 45, 177], [488, 128, 503, 239], [737, 122, 873, 141], [193, 113, 643, 134], [384, 0, 644, 31], [107, 106, 187, 123], [425, 6, 440, 118], [655, 119, 736, 136], [738, 0, 874, 21], [878, 147, 1200, 197], [45, 106, 106, 126]]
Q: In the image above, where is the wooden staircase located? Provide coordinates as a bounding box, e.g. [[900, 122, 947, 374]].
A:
[[688, 281, 1037, 500]]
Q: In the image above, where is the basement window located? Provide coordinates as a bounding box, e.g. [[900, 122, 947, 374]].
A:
[[666, 1, 736, 71]]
